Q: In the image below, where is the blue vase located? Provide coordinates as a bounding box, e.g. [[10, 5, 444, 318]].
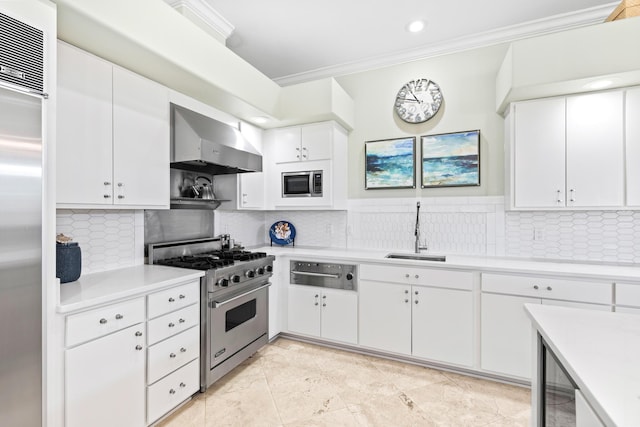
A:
[[56, 242, 81, 283]]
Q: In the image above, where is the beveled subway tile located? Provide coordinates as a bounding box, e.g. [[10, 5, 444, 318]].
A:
[[269, 375, 346, 425]]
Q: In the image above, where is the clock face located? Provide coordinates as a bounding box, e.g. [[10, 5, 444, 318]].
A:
[[394, 79, 443, 124]]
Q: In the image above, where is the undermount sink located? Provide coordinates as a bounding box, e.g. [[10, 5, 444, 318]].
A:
[[385, 253, 447, 262]]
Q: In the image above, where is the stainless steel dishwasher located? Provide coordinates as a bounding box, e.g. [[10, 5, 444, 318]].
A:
[[290, 260, 357, 290]]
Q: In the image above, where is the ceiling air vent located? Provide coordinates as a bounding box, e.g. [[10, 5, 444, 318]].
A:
[[0, 12, 44, 94]]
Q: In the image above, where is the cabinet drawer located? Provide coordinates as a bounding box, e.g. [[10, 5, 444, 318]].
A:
[[482, 273, 612, 305], [147, 358, 199, 425], [360, 263, 472, 290], [66, 298, 145, 347], [616, 283, 640, 307], [148, 303, 200, 345], [147, 326, 199, 384], [148, 280, 199, 319]]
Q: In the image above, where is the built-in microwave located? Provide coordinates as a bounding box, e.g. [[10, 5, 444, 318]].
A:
[[282, 170, 323, 197]]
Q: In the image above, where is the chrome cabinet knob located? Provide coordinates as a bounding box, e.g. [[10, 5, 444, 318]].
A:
[[180, 382, 186, 388], [168, 322, 175, 328], [415, 291, 419, 295], [168, 297, 175, 302], [322, 303, 326, 307], [179, 318, 185, 324], [103, 194, 111, 198], [117, 182, 123, 187], [99, 318, 107, 324], [169, 389, 176, 395], [405, 299, 409, 303], [315, 294, 319, 298], [314, 302, 318, 306], [180, 347, 186, 353], [117, 195, 124, 199], [547, 286, 553, 291], [415, 275, 419, 279], [104, 181, 111, 186], [170, 353, 176, 358], [405, 274, 410, 278], [115, 314, 123, 320], [533, 285, 539, 290], [135, 345, 142, 350], [415, 300, 419, 304], [135, 331, 142, 337], [179, 294, 186, 299], [404, 290, 409, 294], [322, 295, 326, 299]]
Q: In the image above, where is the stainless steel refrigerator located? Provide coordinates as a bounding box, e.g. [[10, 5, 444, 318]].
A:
[[0, 10, 47, 427]]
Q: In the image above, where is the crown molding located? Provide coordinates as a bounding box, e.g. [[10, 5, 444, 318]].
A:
[[274, 2, 617, 86], [163, 0, 234, 39]]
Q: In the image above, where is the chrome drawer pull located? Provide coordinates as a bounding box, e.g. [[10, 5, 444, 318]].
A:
[[169, 389, 176, 395], [533, 285, 539, 290], [168, 322, 175, 328], [180, 347, 186, 353], [170, 353, 176, 358], [115, 314, 123, 320], [99, 318, 107, 324], [168, 297, 175, 302], [179, 318, 185, 324], [547, 286, 553, 291], [179, 382, 186, 388], [135, 331, 142, 337], [179, 294, 186, 299], [135, 345, 142, 351]]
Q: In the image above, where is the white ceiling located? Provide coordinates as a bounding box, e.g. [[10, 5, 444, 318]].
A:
[[202, 0, 618, 85]]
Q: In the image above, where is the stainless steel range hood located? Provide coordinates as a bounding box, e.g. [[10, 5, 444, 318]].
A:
[[170, 103, 262, 175]]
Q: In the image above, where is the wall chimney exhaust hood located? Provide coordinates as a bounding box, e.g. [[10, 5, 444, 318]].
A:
[[170, 103, 262, 175]]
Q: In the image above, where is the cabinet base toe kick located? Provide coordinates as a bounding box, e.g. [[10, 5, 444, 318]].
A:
[[277, 332, 531, 388]]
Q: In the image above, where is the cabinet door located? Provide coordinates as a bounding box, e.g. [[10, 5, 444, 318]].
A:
[[320, 288, 357, 344], [513, 98, 566, 208], [626, 87, 640, 206], [287, 285, 321, 337], [272, 127, 302, 163], [57, 42, 113, 205], [65, 324, 145, 427], [112, 67, 169, 207], [359, 280, 411, 354], [301, 123, 332, 161], [239, 172, 265, 209], [481, 293, 539, 379], [412, 286, 473, 367], [566, 91, 624, 207]]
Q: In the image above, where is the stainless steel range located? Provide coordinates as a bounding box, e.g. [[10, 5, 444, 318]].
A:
[[148, 237, 274, 391]]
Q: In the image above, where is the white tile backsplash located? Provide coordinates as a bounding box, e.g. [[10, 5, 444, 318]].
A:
[[56, 210, 143, 275], [57, 199, 640, 274]]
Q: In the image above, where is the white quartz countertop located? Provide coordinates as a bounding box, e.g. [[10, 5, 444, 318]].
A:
[[257, 246, 640, 282], [525, 304, 640, 427], [58, 265, 204, 313]]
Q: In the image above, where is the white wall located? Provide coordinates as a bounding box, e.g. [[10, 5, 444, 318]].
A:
[[336, 43, 509, 200]]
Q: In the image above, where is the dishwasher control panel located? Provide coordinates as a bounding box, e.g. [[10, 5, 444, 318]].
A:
[[289, 261, 357, 290]]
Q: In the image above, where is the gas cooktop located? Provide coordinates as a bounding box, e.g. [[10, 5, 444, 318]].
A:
[[155, 250, 268, 271]]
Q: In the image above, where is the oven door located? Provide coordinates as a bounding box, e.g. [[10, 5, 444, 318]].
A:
[[209, 283, 269, 369]]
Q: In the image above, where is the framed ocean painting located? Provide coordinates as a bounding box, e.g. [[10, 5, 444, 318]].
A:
[[420, 130, 480, 188], [365, 137, 416, 189]]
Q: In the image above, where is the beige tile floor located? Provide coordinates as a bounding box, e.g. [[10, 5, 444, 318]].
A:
[[158, 338, 530, 427]]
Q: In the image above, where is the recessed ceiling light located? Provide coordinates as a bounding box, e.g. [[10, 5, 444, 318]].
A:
[[251, 116, 269, 124], [585, 79, 613, 90], [407, 20, 425, 33]]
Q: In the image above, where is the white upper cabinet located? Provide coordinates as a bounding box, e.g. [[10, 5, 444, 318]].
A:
[[271, 123, 333, 163], [626, 87, 640, 206], [112, 67, 169, 207], [57, 42, 170, 208], [57, 42, 114, 206], [509, 89, 626, 209], [566, 91, 624, 207], [513, 97, 566, 208]]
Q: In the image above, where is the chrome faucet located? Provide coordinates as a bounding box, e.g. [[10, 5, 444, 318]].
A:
[[414, 201, 428, 253]]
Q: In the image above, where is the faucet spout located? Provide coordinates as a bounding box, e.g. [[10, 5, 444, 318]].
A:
[[414, 202, 428, 253]]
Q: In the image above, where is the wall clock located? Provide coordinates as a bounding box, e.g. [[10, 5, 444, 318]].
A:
[[394, 78, 443, 124]]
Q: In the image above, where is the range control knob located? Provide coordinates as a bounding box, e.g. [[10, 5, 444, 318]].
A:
[[217, 278, 229, 287], [255, 267, 265, 275], [346, 272, 354, 281], [231, 274, 241, 283], [245, 270, 256, 279], [265, 265, 273, 273]]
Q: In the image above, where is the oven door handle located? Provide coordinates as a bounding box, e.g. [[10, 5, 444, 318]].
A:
[[212, 282, 271, 308], [291, 270, 341, 279]]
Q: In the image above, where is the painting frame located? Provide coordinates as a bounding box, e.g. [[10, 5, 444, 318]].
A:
[[365, 137, 416, 190], [420, 130, 480, 188]]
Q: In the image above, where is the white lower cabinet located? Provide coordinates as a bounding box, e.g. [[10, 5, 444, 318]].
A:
[[359, 265, 474, 366], [147, 359, 200, 424], [480, 273, 612, 380], [65, 323, 145, 427], [287, 285, 358, 344]]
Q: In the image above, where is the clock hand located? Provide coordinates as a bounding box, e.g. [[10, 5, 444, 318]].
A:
[[408, 89, 421, 103]]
